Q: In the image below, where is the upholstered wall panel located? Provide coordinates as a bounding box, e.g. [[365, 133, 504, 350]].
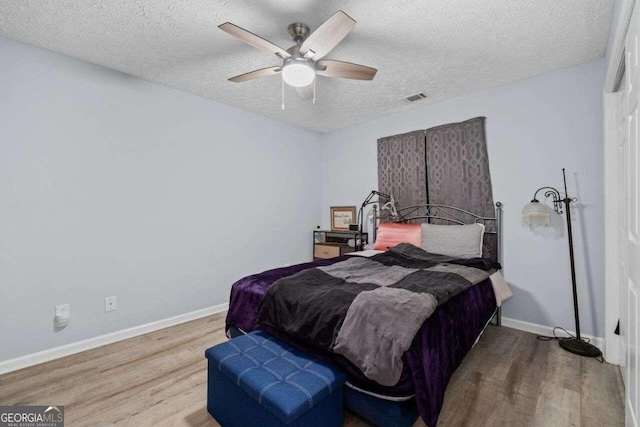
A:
[[377, 130, 427, 212], [377, 118, 496, 260], [425, 117, 496, 260]]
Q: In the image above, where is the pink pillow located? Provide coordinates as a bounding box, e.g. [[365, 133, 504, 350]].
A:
[[374, 223, 422, 250]]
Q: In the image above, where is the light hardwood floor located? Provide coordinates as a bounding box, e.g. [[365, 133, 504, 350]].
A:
[[0, 312, 625, 426]]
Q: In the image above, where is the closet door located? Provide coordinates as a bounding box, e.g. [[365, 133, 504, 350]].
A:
[[618, 67, 628, 387], [623, 5, 640, 426]]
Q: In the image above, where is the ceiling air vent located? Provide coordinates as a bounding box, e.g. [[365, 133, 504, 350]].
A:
[[403, 92, 428, 103]]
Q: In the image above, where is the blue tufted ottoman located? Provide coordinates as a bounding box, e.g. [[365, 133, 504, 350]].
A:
[[205, 331, 345, 427]]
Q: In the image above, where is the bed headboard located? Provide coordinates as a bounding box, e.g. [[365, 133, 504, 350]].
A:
[[372, 202, 503, 263]]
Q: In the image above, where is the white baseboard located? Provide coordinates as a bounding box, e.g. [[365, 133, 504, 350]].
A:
[[1, 308, 606, 376], [501, 316, 605, 355], [0, 302, 229, 375]]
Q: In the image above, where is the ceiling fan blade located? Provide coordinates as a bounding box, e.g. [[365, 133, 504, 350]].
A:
[[316, 60, 377, 80], [219, 22, 291, 59], [296, 85, 314, 100], [229, 66, 282, 83], [300, 11, 356, 60]]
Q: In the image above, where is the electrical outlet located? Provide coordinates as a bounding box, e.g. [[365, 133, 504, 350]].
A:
[[55, 304, 70, 327], [55, 304, 70, 318], [104, 296, 117, 313]]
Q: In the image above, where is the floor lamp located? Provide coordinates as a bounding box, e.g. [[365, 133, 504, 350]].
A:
[[521, 169, 602, 358]]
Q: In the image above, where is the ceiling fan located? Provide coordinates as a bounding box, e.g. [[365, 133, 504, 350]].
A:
[[218, 11, 377, 105]]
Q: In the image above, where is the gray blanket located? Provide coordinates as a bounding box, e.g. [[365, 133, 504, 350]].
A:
[[258, 243, 498, 386]]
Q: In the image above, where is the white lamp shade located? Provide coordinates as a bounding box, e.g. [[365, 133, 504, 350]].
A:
[[282, 62, 315, 87], [522, 200, 550, 226]]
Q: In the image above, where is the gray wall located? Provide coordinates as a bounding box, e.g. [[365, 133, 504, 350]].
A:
[[321, 59, 606, 337], [0, 37, 323, 361], [0, 33, 609, 363]]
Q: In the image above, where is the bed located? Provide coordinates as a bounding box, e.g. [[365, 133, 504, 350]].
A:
[[225, 203, 507, 427]]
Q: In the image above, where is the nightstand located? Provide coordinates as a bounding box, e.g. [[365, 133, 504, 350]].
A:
[[313, 230, 368, 260]]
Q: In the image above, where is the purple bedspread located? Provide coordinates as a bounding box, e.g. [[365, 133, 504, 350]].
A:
[[225, 256, 496, 427]]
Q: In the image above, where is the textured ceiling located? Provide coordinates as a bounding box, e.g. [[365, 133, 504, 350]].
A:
[[0, 1, 613, 132]]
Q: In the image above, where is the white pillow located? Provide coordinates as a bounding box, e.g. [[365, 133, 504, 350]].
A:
[[420, 223, 485, 258]]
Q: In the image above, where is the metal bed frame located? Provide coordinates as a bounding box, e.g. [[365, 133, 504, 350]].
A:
[[369, 201, 503, 326]]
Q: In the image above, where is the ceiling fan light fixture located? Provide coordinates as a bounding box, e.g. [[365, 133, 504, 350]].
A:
[[282, 62, 315, 87], [220, 11, 377, 102]]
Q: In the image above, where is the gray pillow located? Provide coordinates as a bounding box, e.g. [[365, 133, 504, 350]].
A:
[[420, 223, 485, 258]]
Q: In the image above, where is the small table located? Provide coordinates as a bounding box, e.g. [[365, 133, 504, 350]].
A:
[[313, 229, 368, 260]]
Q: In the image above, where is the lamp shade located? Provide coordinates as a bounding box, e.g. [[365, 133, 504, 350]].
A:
[[522, 200, 550, 226], [282, 62, 315, 87]]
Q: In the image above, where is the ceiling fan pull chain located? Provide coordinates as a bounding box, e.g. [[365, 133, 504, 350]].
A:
[[281, 75, 285, 110], [313, 78, 316, 105]]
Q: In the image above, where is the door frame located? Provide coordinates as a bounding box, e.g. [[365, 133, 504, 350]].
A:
[[604, 0, 636, 365]]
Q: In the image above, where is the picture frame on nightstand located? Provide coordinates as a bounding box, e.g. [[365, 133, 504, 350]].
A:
[[330, 206, 356, 231]]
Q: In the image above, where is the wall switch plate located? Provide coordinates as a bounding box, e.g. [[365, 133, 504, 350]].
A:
[[104, 296, 117, 313]]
